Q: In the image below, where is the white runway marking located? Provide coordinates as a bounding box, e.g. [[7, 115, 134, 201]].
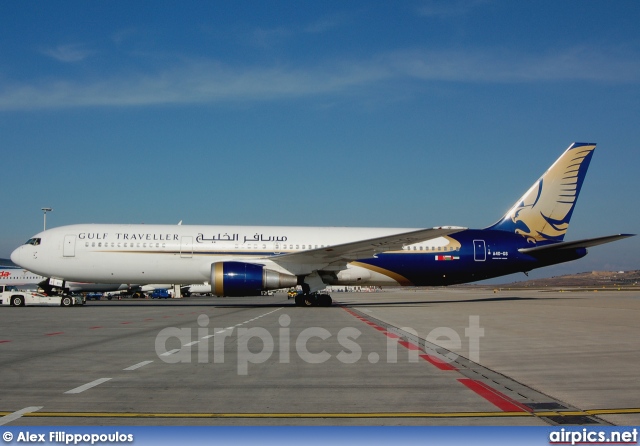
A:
[[0, 406, 43, 426], [65, 378, 112, 394], [160, 349, 180, 357], [123, 361, 153, 371]]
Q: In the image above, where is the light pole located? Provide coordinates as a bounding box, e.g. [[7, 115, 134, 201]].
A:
[[42, 207, 52, 231]]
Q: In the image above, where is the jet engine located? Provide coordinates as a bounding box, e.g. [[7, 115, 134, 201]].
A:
[[210, 261, 297, 297]]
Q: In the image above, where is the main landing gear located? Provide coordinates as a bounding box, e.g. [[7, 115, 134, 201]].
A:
[[294, 293, 333, 307]]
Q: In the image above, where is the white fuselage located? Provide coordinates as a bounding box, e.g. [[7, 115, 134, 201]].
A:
[[10, 223, 439, 286]]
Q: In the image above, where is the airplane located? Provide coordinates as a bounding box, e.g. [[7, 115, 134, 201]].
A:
[[0, 260, 138, 294], [0, 262, 45, 291], [10, 142, 634, 307], [0, 258, 200, 298]]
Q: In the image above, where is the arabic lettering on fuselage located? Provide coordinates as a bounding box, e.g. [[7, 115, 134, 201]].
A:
[[195, 233, 288, 243], [196, 233, 238, 243]]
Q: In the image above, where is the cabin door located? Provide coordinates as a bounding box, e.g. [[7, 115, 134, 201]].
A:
[[473, 239, 486, 261]]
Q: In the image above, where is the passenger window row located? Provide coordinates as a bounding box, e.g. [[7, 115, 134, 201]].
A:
[[82, 242, 458, 252], [403, 245, 459, 251], [85, 242, 167, 249]]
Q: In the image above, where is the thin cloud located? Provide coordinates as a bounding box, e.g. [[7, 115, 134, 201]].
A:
[[111, 28, 139, 45], [1, 47, 639, 110], [385, 47, 640, 83], [250, 27, 292, 48], [249, 13, 348, 47], [41, 44, 94, 62], [0, 60, 387, 110]]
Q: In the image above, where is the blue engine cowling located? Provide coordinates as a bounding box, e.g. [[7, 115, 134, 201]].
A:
[[210, 262, 298, 297]]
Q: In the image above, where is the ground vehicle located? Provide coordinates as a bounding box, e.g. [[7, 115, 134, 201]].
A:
[[85, 292, 102, 300], [151, 288, 171, 299], [287, 288, 299, 299], [0, 285, 83, 307]]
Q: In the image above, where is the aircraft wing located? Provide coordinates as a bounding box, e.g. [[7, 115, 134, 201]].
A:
[[518, 234, 635, 254], [271, 226, 466, 266]]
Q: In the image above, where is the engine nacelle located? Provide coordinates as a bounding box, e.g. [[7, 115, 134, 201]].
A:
[[320, 266, 371, 285], [210, 262, 297, 297]]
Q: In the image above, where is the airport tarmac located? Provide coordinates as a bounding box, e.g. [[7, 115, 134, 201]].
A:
[[0, 288, 638, 426]]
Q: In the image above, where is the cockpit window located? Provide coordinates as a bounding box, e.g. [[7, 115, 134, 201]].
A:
[[25, 238, 41, 246]]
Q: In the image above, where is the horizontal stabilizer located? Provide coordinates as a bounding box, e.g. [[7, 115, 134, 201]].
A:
[[518, 234, 635, 254]]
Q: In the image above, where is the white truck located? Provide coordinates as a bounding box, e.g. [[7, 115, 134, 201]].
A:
[[0, 285, 82, 307]]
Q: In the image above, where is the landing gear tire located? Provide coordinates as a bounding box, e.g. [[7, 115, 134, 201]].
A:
[[294, 293, 333, 307], [318, 294, 332, 307], [295, 294, 315, 306]]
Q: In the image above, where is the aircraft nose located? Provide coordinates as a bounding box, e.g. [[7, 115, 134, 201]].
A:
[[10, 246, 21, 265]]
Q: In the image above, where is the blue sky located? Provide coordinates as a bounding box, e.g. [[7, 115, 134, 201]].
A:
[[1, 1, 639, 281]]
